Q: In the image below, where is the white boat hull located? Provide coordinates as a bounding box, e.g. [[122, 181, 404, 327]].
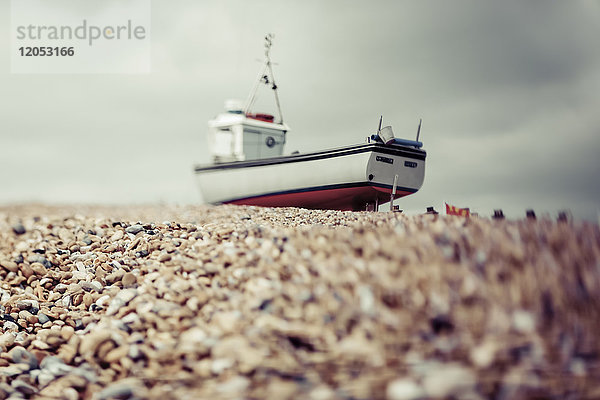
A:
[[194, 143, 425, 211]]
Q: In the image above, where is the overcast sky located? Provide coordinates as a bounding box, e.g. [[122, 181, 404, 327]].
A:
[[1, 0, 599, 220]]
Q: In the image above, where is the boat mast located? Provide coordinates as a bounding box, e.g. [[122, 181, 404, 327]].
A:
[[244, 34, 284, 123]]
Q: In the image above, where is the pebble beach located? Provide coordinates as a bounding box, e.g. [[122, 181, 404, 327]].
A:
[[1, 204, 599, 399]]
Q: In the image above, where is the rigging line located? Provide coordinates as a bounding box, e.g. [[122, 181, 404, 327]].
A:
[[266, 56, 284, 123], [244, 34, 283, 123], [244, 62, 268, 114]]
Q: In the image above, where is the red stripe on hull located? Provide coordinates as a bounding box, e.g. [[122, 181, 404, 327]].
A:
[[226, 186, 412, 211]]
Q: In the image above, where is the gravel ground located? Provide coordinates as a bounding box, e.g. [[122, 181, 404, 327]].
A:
[[0, 204, 599, 399]]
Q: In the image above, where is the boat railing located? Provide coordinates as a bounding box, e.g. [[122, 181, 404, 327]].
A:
[[369, 134, 423, 149]]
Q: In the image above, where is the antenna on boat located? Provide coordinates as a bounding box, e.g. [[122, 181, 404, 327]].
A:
[[244, 33, 284, 123], [416, 118, 422, 142], [378, 115, 383, 133]]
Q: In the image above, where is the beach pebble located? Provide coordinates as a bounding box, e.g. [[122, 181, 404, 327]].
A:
[[512, 310, 536, 334], [106, 289, 137, 316], [125, 224, 144, 234], [0, 260, 19, 273], [217, 376, 250, 395], [12, 223, 26, 235], [9, 347, 39, 370], [11, 379, 37, 396], [386, 379, 425, 400], [3, 321, 19, 332], [422, 364, 476, 398], [0, 363, 30, 377], [0, 204, 597, 399], [37, 313, 50, 324], [0, 333, 16, 349], [470, 340, 498, 368], [20, 264, 34, 278], [158, 253, 171, 262], [110, 230, 124, 241], [95, 378, 144, 400], [121, 272, 137, 287]]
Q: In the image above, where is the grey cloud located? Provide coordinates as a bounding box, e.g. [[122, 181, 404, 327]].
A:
[[1, 0, 598, 220]]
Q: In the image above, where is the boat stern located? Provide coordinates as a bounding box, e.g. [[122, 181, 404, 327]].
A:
[[366, 144, 426, 200]]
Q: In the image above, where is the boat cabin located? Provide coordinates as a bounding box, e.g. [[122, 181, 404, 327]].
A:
[[207, 99, 289, 163]]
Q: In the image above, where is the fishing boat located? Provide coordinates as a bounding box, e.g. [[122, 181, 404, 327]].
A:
[[194, 35, 426, 211]]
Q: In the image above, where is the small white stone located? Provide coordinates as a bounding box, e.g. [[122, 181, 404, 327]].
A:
[[37, 371, 57, 386], [216, 376, 250, 394], [61, 295, 72, 307], [0, 333, 16, 349], [570, 358, 587, 377], [309, 385, 335, 400], [95, 295, 111, 307], [90, 280, 104, 292], [180, 327, 207, 343], [63, 387, 79, 400], [512, 310, 536, 334], [106, 289, 138, 316], [211, 358, 234, 375], [120, 313, 140, 325], [386, 378, 425, 400], [358, 285, 376, 315], [31, 340, 50, 350], [110, 230, 124, 241], [212, 311, 241, 333], [470, 340, 497, 368], [422, 364, 476, 398], [3, 321, 19, 331]]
